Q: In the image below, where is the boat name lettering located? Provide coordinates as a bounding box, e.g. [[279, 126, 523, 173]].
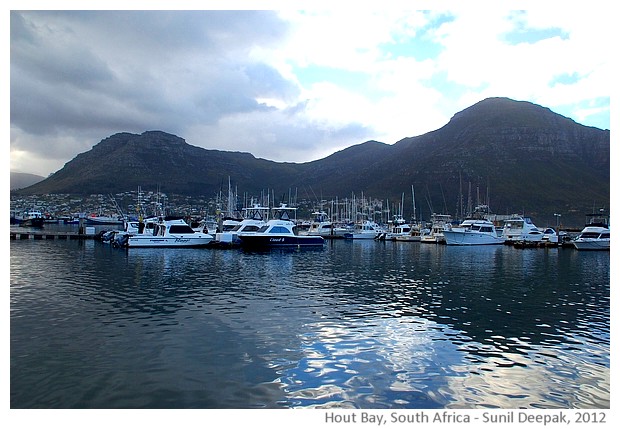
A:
[[270, 238, 285, 242]]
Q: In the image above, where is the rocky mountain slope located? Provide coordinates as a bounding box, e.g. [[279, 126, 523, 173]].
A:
[[15, 97, 609, 226]]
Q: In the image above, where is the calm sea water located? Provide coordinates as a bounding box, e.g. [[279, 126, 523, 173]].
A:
[[10, 232, 610, 409]]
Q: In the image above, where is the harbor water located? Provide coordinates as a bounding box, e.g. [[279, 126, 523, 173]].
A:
[[10, 233, 610, 409]]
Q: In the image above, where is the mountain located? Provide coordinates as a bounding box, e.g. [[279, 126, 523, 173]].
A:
[[10, 172, 45, 190], [13, 97, 609, 227], [14, 131, 301, 196], [358, 97, 609, 221]]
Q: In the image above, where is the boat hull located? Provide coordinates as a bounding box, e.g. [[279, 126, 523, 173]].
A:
[[572, 239, 610, 251], [239, 235, 325, 248], [394, 234, 421, 242], [19, 218, 45, 228], [127, 236, 213, 248], [443, 230, 505, 246], [343, 233, 379, 239]]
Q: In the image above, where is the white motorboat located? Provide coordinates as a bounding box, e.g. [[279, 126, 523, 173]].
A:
[[443, 219, 505, 245], [420, 213, 452, 244], [238, 204, 324, 248], [307, 211, 349, 238], [16, 210, 45, 228], [393, 186, 422, 242], [384, 223, 414, 240], [394, 226, 422, 242], [382, 215, 414, 241], [215, 203, 270, 245], [501, 215, 543, 243], [85, 213, 124, 225], [573, 210, 610, 251], [100, 214, 161, 246], [238, 219, 325, 248], [218, 217, 242, 234], [125, 217, 214, 248], [343, 220, 385, 239], [540, 227, 560, 246]]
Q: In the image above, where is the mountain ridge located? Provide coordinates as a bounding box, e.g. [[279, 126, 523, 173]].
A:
[[13, 97, 609, 226], [10, 172, 45, 190]]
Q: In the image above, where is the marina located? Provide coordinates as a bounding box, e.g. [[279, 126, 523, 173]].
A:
[[9, 193, 611, 409]]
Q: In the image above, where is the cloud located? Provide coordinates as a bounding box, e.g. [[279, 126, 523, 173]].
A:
[[9, 7, 611, 177]]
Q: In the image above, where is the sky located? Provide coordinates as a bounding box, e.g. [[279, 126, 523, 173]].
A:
[[8, 1, 613, 177]]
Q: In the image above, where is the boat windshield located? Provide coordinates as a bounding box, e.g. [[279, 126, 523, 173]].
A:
[[268, 226, 291, 234], [169, 224, 195, 234], [238, 225, 261, 233], [581, 232, 604, 239]]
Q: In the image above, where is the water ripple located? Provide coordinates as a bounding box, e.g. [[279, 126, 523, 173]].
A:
[[10, 239, 609, 408]]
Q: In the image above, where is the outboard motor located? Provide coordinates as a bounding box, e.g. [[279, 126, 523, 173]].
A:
[[113, 233, 129, 248], [100, 230, 116, 243]]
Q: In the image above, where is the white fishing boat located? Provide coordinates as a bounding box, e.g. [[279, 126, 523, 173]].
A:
[[382, 215, 413, 241], [215, 203, 270, 245], [306, 211, 349, 238], [501, 215, 543, 244], [420, 213, 452, 244], [393, 186, 422, 242], [218, 217, 242, 233], [125, 217, 213, 248], [540, 227, 560, 246], [394, 224, 422, 242], [443, 219, 505, 245], [343, 220, 385, 239], [384, 223, 414, 240], [238, 204, 324, 248], [16, 210, 45, 228], [85, 213, 124, 225], [101, 216, 163, 246], [191, 218, 218, 235], [573, 210, 610, 251]]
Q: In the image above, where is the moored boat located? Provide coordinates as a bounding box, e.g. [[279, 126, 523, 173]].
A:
[[540, 227, 560, 247], [343, 220, 385, 239], [17, 210, 45, 228], [420, 213, 451, 244], [573, 210, 610, 251], [238, 204, 325, 248], [306, 211, 350, 238], [501, 215, 543, 244], [393, 226, 422, 242], [238, 220, 325, 248], [85, 213, 124, 225], [125, 217, 213, 248], [443, 219, 505, 245], [214, 203, 270, 245], [382, 215, 414, 241]]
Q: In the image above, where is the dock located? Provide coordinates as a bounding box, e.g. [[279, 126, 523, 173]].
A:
[[10, 231, 97, 240]]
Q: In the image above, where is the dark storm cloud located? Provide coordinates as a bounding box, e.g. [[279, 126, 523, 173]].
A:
[[10, 10, 302, 154]]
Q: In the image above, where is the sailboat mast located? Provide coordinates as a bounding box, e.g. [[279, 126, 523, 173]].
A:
[[411, 185, 417, 222]]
